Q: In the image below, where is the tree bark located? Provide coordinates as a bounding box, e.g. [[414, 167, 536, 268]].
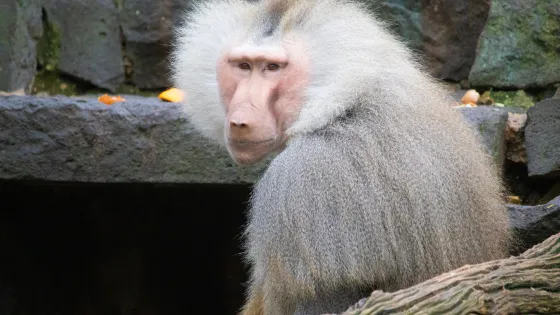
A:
[[337, 232, 560, 314]]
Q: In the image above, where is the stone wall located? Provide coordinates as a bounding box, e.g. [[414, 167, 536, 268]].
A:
[[1, 0, 194, 94], [2, 0, 558, 95], [1, 94, 559, 205]]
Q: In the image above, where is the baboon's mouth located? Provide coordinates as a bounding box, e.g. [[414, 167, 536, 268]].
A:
[[228, 139, 276, 147], [227, 139, 277, 165]]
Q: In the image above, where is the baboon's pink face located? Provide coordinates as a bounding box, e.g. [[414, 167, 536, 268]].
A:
[[217, 36, 309, 165]]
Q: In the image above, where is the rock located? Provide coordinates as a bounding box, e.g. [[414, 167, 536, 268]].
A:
[[0, 0, 42, 94], [0, 95, 526, 184], [525, 98, 560, 177], [420, 0, 490, 82], [120, 0, 193, 89], [457, 106, 509, 171], [41, 0, 124, 92], [505, 112, 527, 164], [349, 1, 491, 81], [0, 95, 266, 184], [23, 0, 43, 40], [371, 1, 423, 54], [508, 195, 560, 255], [469, 0, 560, 89], [366, 0, 490, 80]]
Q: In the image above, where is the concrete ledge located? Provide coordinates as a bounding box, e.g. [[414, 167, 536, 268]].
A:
[[0, 95, 520, 184], [0, 95, 266, 184]]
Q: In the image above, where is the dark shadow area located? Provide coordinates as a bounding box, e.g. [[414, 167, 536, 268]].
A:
[[0, 180, 251, 315], [503, 160, 558, 205]]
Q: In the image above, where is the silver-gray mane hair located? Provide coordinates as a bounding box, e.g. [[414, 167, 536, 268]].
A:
[[170, 0, 451, 145], [171, 1, 512, 313]]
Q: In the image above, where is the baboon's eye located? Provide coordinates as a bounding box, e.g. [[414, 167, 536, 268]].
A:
[[239, 63, 251, 70], [266, 63, 280, 71]]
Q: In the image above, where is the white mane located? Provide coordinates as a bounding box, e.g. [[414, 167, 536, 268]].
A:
[[171, 0, 447, 145]]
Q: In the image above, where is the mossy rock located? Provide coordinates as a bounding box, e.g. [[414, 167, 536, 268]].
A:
[[469, 0, 560, 89], [36, 12, 61, 72]]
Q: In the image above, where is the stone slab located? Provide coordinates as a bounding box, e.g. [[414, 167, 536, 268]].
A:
[[458, 106, 511, 171], [0, 0, 41, 94], [525, 98, 560, 178], [508, 195, 560, 254], [0, 95, 266, 184], [42, 0, 125, 91]]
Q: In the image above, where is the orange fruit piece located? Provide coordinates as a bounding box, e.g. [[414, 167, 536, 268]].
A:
[[98, 94, 126, 105], [461, 89, 479, 105], [159, 88, 185, 103]]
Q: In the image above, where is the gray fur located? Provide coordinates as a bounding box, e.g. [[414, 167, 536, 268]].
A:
[[247, 99, 510, 314], [171, 1, 512, 314]]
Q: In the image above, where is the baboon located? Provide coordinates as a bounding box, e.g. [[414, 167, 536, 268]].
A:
[[171, 0, 512, 314]]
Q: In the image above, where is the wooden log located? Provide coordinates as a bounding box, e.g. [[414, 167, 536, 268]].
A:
[[334, 232, 560, 315]]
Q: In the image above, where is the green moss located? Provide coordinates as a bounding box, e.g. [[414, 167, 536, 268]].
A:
[[535, 5, 560, 50], [113, 0, 123, 10], [36, 10, 61, 72], [31, 70, 80, 96], [486, 90, 535, 109], [31, 69, 162, 97]]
